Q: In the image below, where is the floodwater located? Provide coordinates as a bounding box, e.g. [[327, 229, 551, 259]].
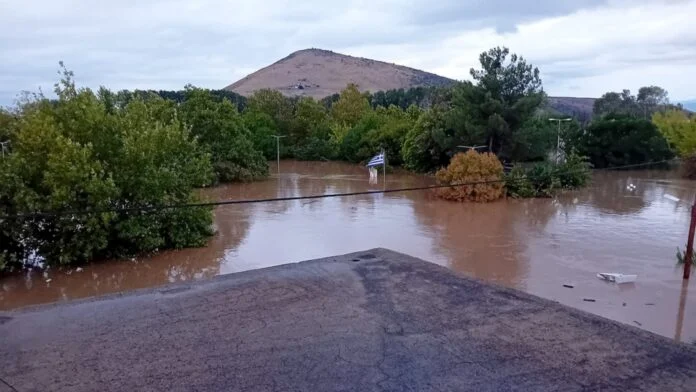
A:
[[1, 161, 695, 342]]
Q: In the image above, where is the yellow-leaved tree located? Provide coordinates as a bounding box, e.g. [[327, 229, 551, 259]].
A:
[[653, 109, 696, 178], [653, 109, 696, 157], [435, 150, 504, 202]]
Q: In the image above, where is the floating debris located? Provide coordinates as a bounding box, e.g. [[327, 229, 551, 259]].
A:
[[633, 321, 643, 326], [583, 298, 596, 302], [76, 267, 83, 272], [597, 273, 637, 284], [563, 284, 574, 289]]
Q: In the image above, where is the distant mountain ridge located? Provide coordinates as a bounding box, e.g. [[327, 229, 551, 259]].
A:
[[224, 48, 596, 120]]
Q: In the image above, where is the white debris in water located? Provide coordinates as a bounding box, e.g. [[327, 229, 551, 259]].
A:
[[664, 194, 680, 202], [626, 183, 637, 191], [75, 267, 83, 272], [45, 278, 52, 283]]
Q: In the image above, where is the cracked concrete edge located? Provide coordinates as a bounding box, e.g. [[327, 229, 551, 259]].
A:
[[2, 247, 695, 354]]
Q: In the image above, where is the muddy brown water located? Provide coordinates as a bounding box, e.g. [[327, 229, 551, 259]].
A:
[[1, 161, 695, 342]]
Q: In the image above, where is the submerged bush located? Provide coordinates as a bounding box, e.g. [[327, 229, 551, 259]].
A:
[[556, 153, 591, 189], [435, 150, 504, 202], [505, 154, 590, 198]]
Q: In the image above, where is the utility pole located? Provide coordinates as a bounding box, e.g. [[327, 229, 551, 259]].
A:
[[684, 204, 695, 279], [548, 118, 571, 164], [271, 135, 286, 173]]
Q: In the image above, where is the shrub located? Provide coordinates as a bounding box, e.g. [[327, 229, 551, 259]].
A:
[[556, 153, 591, 189], [435, 150, 504, 202], [504, 166, 537, 198], [504, 154, 590, 198]]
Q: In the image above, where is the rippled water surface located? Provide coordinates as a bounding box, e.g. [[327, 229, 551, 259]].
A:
[[2, 161, 695, 342]]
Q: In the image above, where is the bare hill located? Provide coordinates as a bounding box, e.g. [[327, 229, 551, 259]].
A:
[[225, 48, 597, 120], [225, 48, 454, 99]]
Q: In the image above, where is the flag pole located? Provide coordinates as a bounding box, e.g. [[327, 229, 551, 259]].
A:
[[382, 149, 386, 186]]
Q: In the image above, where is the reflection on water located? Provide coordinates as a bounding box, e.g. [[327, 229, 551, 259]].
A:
[[1, 161, 695, 342]]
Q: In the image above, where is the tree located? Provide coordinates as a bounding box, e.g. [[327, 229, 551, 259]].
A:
[[402, 109, 452, 171], [509, 116, 558, 162], [468, 47, 545, 156], [653, 109, 696, 157], [594, 86, 670, 119], [637, 86, 669, 118], [0, 66, 214, 271], [575, 116, 673, 168], [593, 90, 637, 118], [290, 97, 328, 142], [243, 110, 277, 159], [331, 84, 371, 127], [470, 47, 542, 104], [247, 89, 293, 134], [180, 88, 268, 183]]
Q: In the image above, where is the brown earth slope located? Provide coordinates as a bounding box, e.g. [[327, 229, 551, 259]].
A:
[[224, 48, 454, 99], [225, 48, 596, 119]]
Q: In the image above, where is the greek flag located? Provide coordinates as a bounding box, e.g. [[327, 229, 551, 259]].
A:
[[366, 152, 385, 167]]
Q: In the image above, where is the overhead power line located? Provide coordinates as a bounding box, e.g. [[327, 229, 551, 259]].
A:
[[0, 158, 678, 220]]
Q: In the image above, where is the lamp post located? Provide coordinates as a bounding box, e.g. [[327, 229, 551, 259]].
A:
[[456, 145, 488, 152], [548, 118, 571, 163], [271, 135, 286, 173]]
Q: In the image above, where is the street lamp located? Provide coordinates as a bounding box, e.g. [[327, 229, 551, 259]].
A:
[[270, 135, 286, 173], [457, 145, 488, 151], [548, 118, 571, 163]]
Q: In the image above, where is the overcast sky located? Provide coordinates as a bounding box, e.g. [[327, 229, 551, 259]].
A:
[[1, 0, 695, 106]]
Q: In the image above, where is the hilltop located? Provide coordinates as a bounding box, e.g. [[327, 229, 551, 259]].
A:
[[225, 48, 454, 99], [224, 48, 595, 119]]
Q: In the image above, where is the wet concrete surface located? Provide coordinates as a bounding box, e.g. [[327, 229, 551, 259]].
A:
[[2, 162, 695, 343], [2, 249, 696, 392]]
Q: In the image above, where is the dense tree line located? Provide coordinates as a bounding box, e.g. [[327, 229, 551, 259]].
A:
[[0, 67, 216, 271], [569, 86, 689, 169], [0, 68, 268, 272]]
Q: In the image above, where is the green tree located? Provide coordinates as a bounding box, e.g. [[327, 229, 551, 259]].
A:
[[181, 88, 268, 182], [331, 84, 371, 127], [290, 97, 329, 144], [575, 116, 673, 168], [594, 86, 670, 119], [402, 109, 451, 171], [1, 66, 214, 271], [242, 110, 277, 159], [247, 89, 293, 134], [468, 47, 545, 156], [637, 86, 669, 118]]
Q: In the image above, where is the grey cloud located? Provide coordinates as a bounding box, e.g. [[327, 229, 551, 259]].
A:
[[403, 0, 608, 32], [1, 0, 695, 105]]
